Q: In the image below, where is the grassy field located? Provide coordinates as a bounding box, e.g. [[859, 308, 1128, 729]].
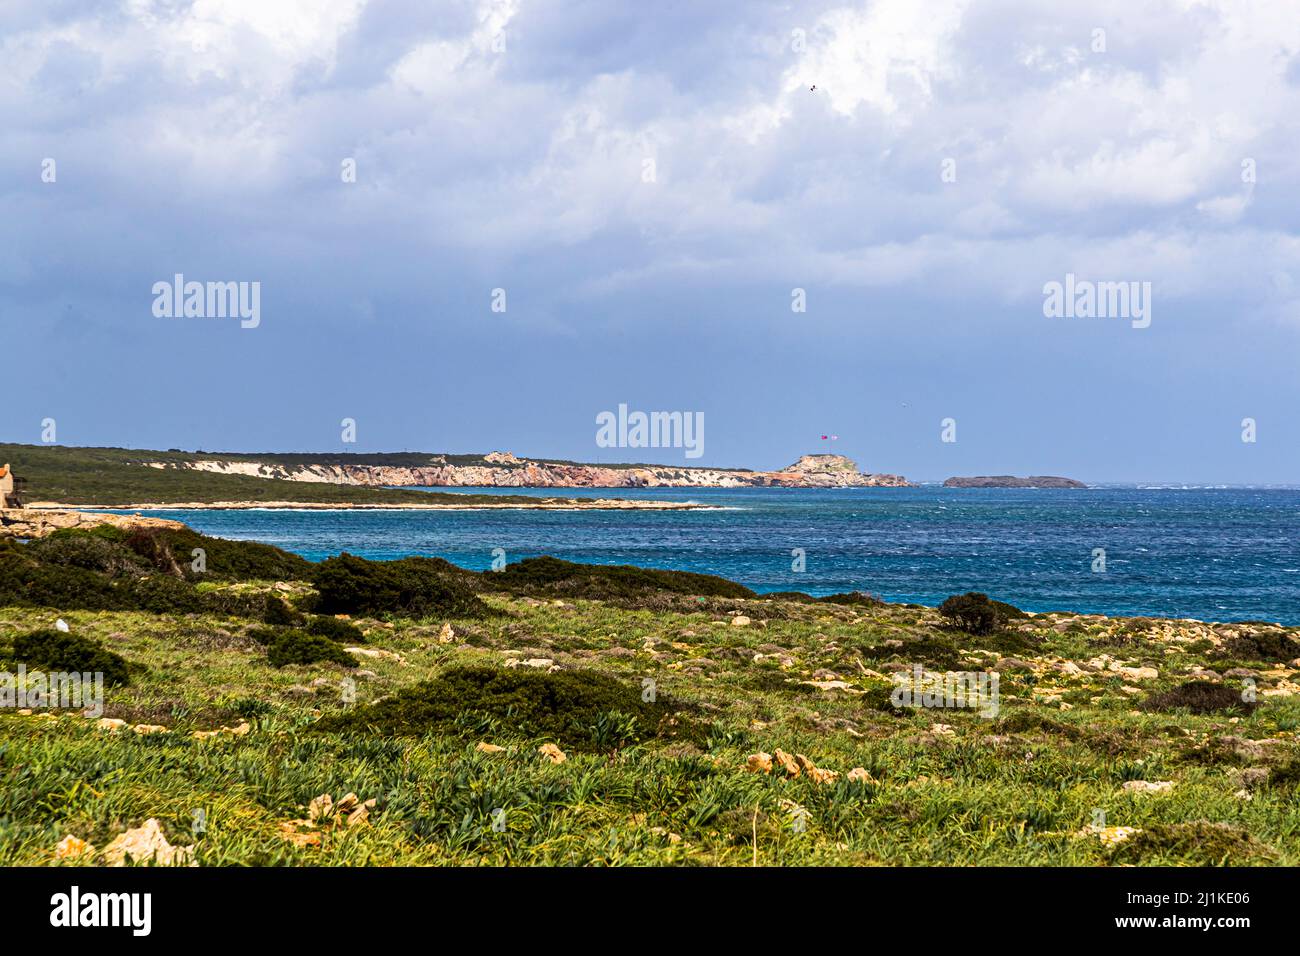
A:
[[2, 528, 1298, 866], [0, 443, 574, 506]]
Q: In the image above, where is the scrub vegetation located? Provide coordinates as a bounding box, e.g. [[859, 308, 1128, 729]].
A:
[[2, 526, 1298, 866]]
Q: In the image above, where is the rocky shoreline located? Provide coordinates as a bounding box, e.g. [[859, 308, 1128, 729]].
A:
[[149, 452, 911, 489], [0, 497, 712, 538], [0, 508, 185, 538]]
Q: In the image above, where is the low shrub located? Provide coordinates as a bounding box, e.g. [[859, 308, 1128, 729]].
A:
[[198, 589, 300, 623], [262, 596, 305, 626], [118, 574, 205, 614], [485, 555, 755, 603], [860, 635, 964, 671], [762, 591, 819, 603], [1216, 629, 1300, 663], [0, 545, 125, 610], [993, 710, 1082, 740], [820, 591, 884, 607], [28, 531, 149, 578], [990, 599, 1028, 620], [1, 539, 286, 620], [116, 526, 312, 582], [315, 664, 698, 751], [938, 592, 1006, 635], [244, 626, 280, 645], [304, 615, 366, 644], [11, 630, 132, 686], [1142, 681, 1258, 716], [312, 553, 490, 619], [1110, 822, 1274, 865], [265, 630, 358, 669], [1265, 758, 1300, 792]]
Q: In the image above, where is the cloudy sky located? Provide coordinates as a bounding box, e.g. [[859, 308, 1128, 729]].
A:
[[3, 0, 1299, 482]]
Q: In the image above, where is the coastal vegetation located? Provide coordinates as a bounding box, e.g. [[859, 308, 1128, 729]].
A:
[[1, 525, 1298, 866], [0, 443, 564, 506], [7, 629, 132, 686]]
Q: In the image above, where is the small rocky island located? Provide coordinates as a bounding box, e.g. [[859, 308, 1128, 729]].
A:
[[943, 475, 1087, 489]]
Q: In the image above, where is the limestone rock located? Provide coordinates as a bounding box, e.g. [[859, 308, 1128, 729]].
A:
[[538, 742, 567, 764], [102, 819, 194, 867], [1122, 780, 1174, 795], [54, 835, 95, 861], [746, 752, 773, 774], [0, 508, 184, 540]]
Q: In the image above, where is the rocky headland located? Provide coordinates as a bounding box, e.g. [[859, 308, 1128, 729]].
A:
[[149, 452, 911, 489]]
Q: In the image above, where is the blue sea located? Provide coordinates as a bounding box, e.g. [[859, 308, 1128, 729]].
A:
[[116, 486, 1300, 625]]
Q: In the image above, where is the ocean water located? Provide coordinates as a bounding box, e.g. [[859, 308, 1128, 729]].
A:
[[118, 486, 1300, 625]]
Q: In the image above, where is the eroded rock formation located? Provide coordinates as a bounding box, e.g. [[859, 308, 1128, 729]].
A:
[[148, 453, 911, 489]]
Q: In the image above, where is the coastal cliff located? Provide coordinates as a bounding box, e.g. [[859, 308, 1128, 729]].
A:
[[149, 453, 911, 489]]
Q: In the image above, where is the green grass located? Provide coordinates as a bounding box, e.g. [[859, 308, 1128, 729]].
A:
[[1, 537, 1298, 866]]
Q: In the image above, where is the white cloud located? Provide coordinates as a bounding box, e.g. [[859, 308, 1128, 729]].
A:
[[5, 0, 1300, 328], [783, 0, 970, 119]]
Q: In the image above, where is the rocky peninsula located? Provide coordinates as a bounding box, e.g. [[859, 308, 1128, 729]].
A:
[[150, 452, 910, 489]]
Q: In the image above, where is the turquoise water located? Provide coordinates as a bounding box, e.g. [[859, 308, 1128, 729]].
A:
[[119, 486, 1300, 624]]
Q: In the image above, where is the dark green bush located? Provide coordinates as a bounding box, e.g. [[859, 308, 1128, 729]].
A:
[[1142, 681, 1257, 716], [820, 591, 884, 607], [37, 526, 311, 584], [11, 630, 131, 686], [116, 526, 312, 582], [315, 665, 698, 751], [304, 615, 365, 644], [262, 596, 305, 626], [197, 589, 299, 623], [485, 556, 755, 602], [762, 591, 819, 603], [1109, 822, 1273, 865], [0, 546, 124, 610], [860, 634, 964, 670], [1217, 629, 1300, 663], [28, 531, 149, 577], [121, 528, 187, 577], [119, 575, 205, 614], [1, 537, 296, 621], [991, 598, 1028, 619], [312, 553, 490, 618], [1265, 758, 1300, 792], [265, 630, 358, 668], [938, 592, 1004, 635], [244, 626, 280, 645], [250, 617, 364, 645]]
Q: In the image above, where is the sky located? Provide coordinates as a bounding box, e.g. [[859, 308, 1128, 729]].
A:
[[2, 0, 1299, 483]]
